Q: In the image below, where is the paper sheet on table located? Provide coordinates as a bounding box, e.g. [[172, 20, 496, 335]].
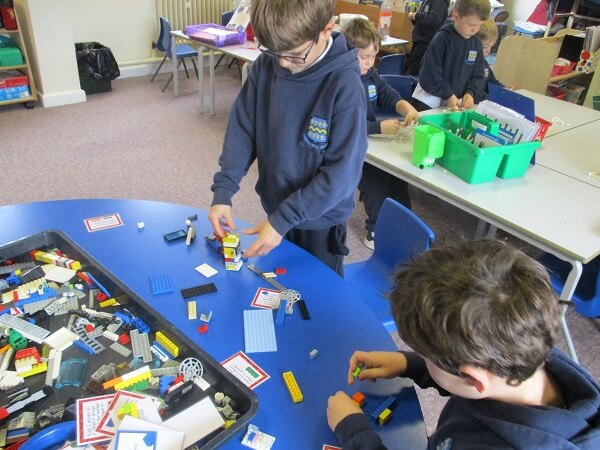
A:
[[107, 415, 184, 450], [163, 396, 225, 448]]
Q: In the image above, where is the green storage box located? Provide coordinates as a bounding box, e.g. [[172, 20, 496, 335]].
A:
[[412, 124, 445, 168], [0, 45, 23, 66], [420, 111, 540, 184]]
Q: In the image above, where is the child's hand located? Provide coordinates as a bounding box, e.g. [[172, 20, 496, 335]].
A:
[[396, 100, 419, 127], [347, 351, 408, 384], [462, 93, 474, 109], [327, 391, 363, 431], [208, 204, 236, 238], [242, 219, 283, 258], [381, 119, 402, 135], [447, 95, 459, 109]]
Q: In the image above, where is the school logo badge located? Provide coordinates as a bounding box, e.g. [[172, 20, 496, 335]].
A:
[[436, 437, 454, 450], [466, 50, 477, 64], [484, 67, 489, 79], [304, 116, 329, 150], [368, 84, 377, 101]]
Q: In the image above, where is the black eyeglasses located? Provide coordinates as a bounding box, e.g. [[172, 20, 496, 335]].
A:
[[259, 40, 316, 64]]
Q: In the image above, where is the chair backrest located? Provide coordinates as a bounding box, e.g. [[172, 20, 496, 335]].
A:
[[372, 198, 435, 270], [222, 11, 234, 26], [378, 53, 405, 76], [157, 17, 173, 58], [379, 74, 415, 101]]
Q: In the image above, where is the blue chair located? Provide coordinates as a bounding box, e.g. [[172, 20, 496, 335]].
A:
[[376, 74, 416, 118], [540, 253, 600, 318], [215, 11, 234, 70], [345, 198, 435, 332], [378, 53, 405, 76], [150, 17, 198, 92]]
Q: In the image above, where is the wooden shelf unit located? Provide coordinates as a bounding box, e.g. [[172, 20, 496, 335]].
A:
[[0, 7, 37, 109]]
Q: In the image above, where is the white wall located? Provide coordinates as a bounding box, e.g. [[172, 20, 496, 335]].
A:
[[64, 0, 158, 65], [15, 0, 86, 107], [502, 0, 540, 33]]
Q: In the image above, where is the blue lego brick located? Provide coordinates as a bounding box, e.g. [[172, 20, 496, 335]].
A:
[[73, 339, 96, 355], [150, 274, 173, 295], [275, 301, 286, 327], [159, 375, 176, 397], [132, 317, 150, 334], [84, 272, 111, 297], [369, 396, 397, 423]]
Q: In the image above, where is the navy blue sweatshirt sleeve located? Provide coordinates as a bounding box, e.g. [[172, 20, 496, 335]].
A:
[[211, 67, 258, 206], [418, 32, 454, 100], [366, 72, 403, 135], [334, 413, 387, 450]]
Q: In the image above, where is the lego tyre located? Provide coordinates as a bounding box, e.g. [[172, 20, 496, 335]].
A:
[[19, 420, 76, 450]]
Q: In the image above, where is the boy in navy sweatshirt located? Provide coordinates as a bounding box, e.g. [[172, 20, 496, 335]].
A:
[[343, 18, 418, 249], [475, 18, 504, 103], [406, 0, 450, 76], [327, 239, 600, 449], [413, 0, 490, 110], [209, 0, 367, 276]]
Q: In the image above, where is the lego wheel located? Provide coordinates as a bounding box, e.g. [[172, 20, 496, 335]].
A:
[[24, 101, 35, 109]]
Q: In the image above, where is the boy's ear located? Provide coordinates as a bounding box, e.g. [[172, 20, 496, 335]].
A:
[[458, 365, 492, 394], [451, 10, 459, 22], [321, 21, 335, 40]]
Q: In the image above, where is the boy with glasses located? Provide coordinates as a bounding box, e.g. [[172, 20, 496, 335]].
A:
[[209, 0, 367, 276]]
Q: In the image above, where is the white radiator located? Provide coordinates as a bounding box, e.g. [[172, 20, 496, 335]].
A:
[[156, 0, 232, 31]]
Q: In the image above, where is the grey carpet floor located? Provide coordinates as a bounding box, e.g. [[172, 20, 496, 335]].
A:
[[1, 68, 598, 435]]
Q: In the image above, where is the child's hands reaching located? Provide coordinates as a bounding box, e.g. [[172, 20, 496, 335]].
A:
[[381, 119, 403, 135], [347, 351, 408, 384], [462, 93, 474, 109], [327, 391, 363, 431]]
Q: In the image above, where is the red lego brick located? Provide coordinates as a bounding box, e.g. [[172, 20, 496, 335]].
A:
[[274, 267, 286, 275], [96, 292, 108, 301], [198, 324, 209, 334], [118, 334, 130, 345]]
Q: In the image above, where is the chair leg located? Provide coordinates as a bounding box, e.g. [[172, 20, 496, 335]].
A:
[[191, 58, 199, 79], [182, 59, 190, 79], [162, 60, 182, 93], [214, 54, 226, 70], [150, 55, 167, 82]]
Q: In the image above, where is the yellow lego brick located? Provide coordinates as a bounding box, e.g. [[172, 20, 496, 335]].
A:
[[20, 362, 48, 378], [155, 331, 179, 357], [114, 369, 151, 390], [188, 301, 197, 320], [283, 371, 303, 403], [378, 408, 392, 425], [99, 298, 118, 307]]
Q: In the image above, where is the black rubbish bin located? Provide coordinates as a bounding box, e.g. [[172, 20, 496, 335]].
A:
[[75, 42, 120, 94]]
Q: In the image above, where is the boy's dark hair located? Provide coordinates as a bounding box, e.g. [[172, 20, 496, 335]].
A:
[[389, 239, 560, 385], [251, 0, 335, 53], [477, 18, 499, 42], [453, 0, 491, 20], [342, 18, 381, 51]]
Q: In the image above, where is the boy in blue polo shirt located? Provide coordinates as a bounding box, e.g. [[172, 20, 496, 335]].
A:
[[413, 0, 490, 110], [209, 0, 367, 276]]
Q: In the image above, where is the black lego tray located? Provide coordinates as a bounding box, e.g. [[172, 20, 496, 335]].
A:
[[0, 231, 257, 448]]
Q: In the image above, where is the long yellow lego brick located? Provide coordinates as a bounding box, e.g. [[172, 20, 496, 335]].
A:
[[283, 371, 303, 403], [20, 361, 48, 378]]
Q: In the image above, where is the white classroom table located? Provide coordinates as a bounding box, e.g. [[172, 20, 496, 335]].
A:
[[171, 30, 408, 115], [366, 132, 600, 361], [517, 89, 600, 137], [171, 30, 260, 115], [537, 121, 600, 189]]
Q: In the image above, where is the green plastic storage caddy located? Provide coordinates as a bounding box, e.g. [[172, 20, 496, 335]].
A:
[[419, 111, 540, 184], [412, 124, 446, 168], [0, 46, 23, 66]]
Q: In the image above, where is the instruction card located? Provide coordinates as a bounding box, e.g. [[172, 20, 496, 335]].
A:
[[221, 351, 269, 390], [84, 212, 124, 232], [76, 394, 114, 445], [251, 287, 281, 309]]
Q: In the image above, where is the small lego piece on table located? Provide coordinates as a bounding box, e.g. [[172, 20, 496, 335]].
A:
[[282, 371, 303, 403], [309, 349, 318, 360], [150, 274, 174, 295], [137, 222, 145, 230], [181, 283, 217, 299], [198, 324, 209, 334], [351, 391, 366, 407], [188, 300, 197, 320], [378, 408, 392, 425], [274, 267, 286, 275], [352, 366, 363, 378]]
